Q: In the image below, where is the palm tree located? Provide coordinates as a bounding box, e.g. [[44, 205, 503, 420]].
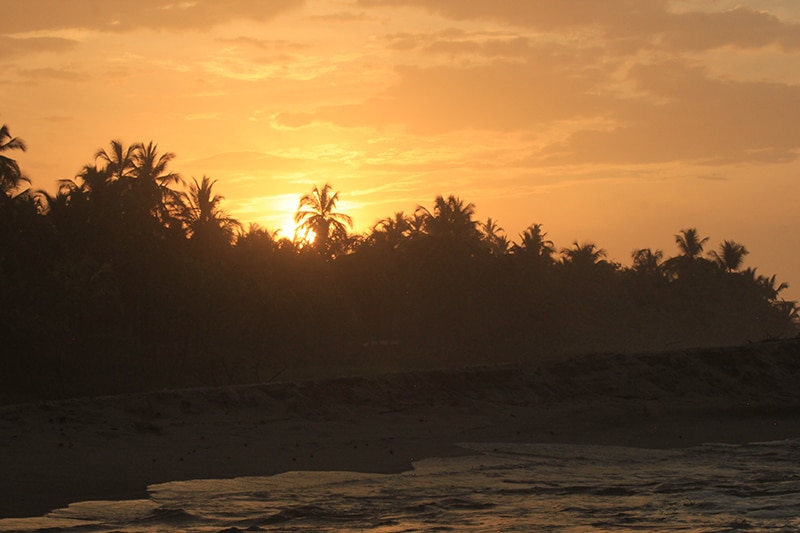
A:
[[417, 194, 479, 240], [294, 182, 353, 255], [37, 165, 120, 256], [561, 241, 607, 267], [182, 175, 241, 249], [674, 228, 709, 259], [743, 268, 789, 301], [129, 141, 184, 226], [95, 139, 136, 181], [406, 211, 427, 239], [709, 240, 749, 272], [0, 124, 29, 198], [631, 248, 664, 276], [666, 228, 713, 279], [238, 222, 280, 244], [92, 140, 183, 229], [370, 211, 411, 250], [490, 234, 510, 257], [132, 141, 181, 187], [512, 223, 555, 264], [234, 223, 298, 262], [480, 217, 502, 239], [480, 217, 509, 256], [69, 164, 118, 218]]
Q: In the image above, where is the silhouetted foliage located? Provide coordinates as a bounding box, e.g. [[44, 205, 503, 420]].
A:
[[512, 223, 555, 267], [480, 217, 510, 257], [181, 175, 242, 254], [0, 124, 29, 199], [1, 127, 797, 402], [294, 182, 353, 258], [709, 240, 749, 272], [631, 248, 664, 277]]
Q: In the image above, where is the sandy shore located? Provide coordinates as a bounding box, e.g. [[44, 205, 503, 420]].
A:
[[1, 339, 799, 519]]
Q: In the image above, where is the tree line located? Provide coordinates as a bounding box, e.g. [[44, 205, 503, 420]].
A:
[[1, 125, 797, 401]]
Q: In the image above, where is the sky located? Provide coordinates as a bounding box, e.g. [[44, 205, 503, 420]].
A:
[[2, 0, 800, 302]]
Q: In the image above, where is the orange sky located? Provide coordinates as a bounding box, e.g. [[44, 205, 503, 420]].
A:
[[3, 0, 800, 301]]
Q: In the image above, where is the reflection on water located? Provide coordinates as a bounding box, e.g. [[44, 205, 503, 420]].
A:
[[3, 439, 800, 532]]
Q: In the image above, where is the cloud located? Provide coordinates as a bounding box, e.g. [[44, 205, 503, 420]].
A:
[[276, 58, 612, 134], [16, 67, 84, 83], [0, 0, 304, 33], [697, 173, 730, 181], [270, 2, 800, 166], [544, 62, 800, 165], [360, 0, 670, 30], [660, 6, 800, 51], [308, 11, 369, 22], [216, 37, 307, 52], [359, 0, 800, 52], [277, 51, 800, 166], [424, 36, 534, 59], [0, 36, 78, 59], [182, 151, 310, 178]]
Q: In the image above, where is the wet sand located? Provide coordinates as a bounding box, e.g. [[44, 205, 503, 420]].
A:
[[1, 339, 799, 518]]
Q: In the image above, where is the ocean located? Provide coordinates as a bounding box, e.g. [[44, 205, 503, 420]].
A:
[[2, 439, 799, 532]]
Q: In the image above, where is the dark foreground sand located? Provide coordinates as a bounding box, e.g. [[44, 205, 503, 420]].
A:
[[1, 339, 799, 518]]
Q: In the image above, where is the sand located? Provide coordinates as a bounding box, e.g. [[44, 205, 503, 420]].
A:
[[1, 338, 799, 519]]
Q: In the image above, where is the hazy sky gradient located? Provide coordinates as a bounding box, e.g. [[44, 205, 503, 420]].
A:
[[3, 0, 799, 299]]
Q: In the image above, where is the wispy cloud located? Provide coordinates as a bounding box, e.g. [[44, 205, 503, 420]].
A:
[[359, 0, 800, 52], [16, 67, 84, 83], [0, 36, 78, 58], [269, 3, 800, 166], [0, 0, 305, 33]]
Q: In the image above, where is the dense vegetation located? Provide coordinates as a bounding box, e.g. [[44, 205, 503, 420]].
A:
[[1, 126, 797, 401]]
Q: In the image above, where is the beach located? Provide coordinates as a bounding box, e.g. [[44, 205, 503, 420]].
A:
[[1, 339, 799, 521]]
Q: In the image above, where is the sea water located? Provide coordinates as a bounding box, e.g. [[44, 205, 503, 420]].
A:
[[2, 439, 800, 532]]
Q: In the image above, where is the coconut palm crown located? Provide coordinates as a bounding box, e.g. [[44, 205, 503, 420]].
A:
[[0, 124, 29, 198], [182, 175, 241, 247], [709, 240, 749, 272], [294, 182, 353, 254]]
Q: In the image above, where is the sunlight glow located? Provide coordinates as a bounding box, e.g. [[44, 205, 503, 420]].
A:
[[269, 194, 302, 239], [295, 228, 317, 246]]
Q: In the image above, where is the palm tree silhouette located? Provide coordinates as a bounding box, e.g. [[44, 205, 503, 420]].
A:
[[92, 140, 183, 228], [561, 241, 607, 267], [416, 194, 479, 241], [709, 240, 749, 272], [743, 268, 789, 301], [294, 183, 353, 255], [129, 141, 184, 226], [674, 228, 710, 258], [182, 175, 241, 249], [513, 223, 555, 264], [631, 248, 664, 276], [432, 194, 476, 236], [370, 211, 411, 250], [480, 217, 509, 256], [68, 165, 119, 219], [95, 140, 136, 181], [234, 223, 296, 257], [406, 211, 427, 239], [666, 228, 713, 279], [0, 124, 29, 198], [132, 142, 181, 186]]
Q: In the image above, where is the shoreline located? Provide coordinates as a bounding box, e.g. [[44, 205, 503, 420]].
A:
[[2, 338, 799, 519]]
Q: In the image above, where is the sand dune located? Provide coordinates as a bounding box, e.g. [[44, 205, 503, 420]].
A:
[[1, 339, 799, 518]]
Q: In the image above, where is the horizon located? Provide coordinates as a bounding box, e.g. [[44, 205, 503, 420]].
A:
[[3, 0, 800, 301]]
